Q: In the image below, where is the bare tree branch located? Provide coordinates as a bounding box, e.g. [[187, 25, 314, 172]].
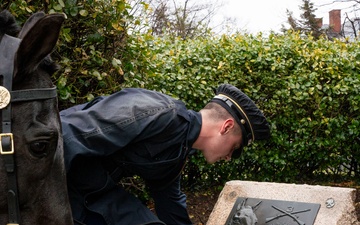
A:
[[130, 0, 223, 39]]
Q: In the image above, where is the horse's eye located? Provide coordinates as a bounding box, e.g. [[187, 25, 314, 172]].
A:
[[30, 141, 49, 158]]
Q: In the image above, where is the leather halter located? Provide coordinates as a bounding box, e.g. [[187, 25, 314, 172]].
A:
[[0, 34, 58, 225]]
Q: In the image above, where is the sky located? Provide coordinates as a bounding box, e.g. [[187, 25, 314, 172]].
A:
[[212, 0, 358, 34]]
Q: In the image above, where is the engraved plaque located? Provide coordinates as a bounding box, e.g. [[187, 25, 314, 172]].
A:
[[0, 86, 10, 109], [225, 197, 320, 225]]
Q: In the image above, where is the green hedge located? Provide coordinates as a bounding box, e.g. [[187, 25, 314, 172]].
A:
[[2, 0, 134, 108], [122, 32, 360, 186]]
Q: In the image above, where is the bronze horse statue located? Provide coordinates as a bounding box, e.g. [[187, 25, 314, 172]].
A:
[[0, 10, 73, 224]]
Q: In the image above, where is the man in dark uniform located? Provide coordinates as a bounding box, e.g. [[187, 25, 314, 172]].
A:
[[61, 84, 270, 225]]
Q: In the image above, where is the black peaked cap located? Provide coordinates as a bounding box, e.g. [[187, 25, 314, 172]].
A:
[[210, 84, 270, 149]]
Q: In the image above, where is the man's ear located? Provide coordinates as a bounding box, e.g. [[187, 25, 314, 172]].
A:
[[220, 119, 235, 135]]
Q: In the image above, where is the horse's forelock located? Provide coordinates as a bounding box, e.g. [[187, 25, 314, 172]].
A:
[[0, 10, 20, 37], [40, 56, 61, 76]]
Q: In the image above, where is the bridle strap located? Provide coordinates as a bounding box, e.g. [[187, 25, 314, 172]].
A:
[[0, 34, 21, 225], [11, 87, 57, 102], [2, 140, 19, 225]]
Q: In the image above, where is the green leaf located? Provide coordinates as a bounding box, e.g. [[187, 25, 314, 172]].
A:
[[79, 9, 88, 17], [70, 7, 78, 17], [58, 0, 65, 7], [53, 4, 62, 10]]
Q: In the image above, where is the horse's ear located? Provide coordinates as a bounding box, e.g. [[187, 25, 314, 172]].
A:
[[14, 13, 65, 80], [17, 11, 46, 39]]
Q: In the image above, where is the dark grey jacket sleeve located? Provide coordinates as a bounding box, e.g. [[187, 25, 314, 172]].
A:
[[60, 88, 182, 171]]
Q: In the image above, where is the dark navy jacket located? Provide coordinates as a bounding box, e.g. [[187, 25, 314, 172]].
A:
[[60, 88, 202, 225]]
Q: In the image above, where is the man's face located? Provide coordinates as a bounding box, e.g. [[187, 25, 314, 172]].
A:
[[202, 130, 242, 164]]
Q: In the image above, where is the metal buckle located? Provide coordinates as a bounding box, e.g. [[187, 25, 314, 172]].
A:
[[0, 133, 14, 155]]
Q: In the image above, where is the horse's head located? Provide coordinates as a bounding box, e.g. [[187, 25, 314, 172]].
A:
[[0, 10, 73, 224], [230, 199, 259, 225]]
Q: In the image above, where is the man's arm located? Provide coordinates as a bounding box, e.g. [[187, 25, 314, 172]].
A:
[[150, 176, 193, 225]]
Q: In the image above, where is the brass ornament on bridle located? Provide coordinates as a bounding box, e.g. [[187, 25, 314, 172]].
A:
[[0, 86, 11, 109]]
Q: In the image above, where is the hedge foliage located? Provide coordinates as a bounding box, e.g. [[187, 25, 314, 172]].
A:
[[2, 0, 136, 108], [3, 1, 360, 188], [133, 33, 360, 187]]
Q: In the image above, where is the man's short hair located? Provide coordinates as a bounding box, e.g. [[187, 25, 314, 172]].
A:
[[203, 102, 241, 135]]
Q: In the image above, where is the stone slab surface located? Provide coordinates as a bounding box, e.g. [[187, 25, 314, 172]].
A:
[[207, 180, 359, 225]]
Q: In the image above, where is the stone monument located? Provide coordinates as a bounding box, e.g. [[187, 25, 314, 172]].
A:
[[207, 180, 359, 225]]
